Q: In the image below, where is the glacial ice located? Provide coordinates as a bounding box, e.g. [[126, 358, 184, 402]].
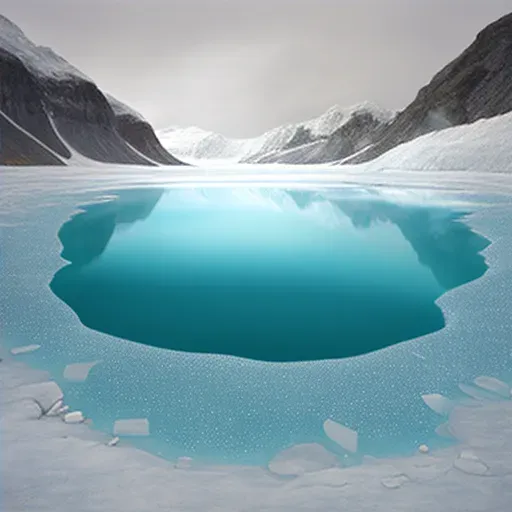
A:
[[63, 411, 85, 424], [458, 383, 502, 402], [46, 399, 64, 417], [323, 420, 358, 453], [474, 376, 510, 398], [10, 344, 41, 355], [63, 361, 101, 382], [3, 119, 512, 511], [268, 443, 338, 477], [113, 418, 150, 436], [14, 381, 63, 414], [421, 394, 455, 416]]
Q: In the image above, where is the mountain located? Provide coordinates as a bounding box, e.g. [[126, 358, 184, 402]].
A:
[[0, 15, 184, 166], [253, 105, 394, 164], [158, 103, 395, 164], [160, 13, 512, 167], [346, 12, 512, 164], [354, 110, 512, 174]]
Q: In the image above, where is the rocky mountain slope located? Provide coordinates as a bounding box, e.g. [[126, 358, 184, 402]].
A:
[[161, 12, 512, 167], [0, 15, 184, 166], [347, 12, 512, 164], [159, 103, 394, 164]]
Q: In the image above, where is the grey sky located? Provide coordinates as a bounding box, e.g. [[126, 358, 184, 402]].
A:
[[2, 1, 511, 136]]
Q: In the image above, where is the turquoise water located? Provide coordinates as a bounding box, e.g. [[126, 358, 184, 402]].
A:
[[2, 184, 501, 465], [50, 188, 489, 363]]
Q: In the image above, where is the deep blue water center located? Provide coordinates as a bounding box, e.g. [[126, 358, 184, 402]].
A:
[[50, 187, 489, 363]]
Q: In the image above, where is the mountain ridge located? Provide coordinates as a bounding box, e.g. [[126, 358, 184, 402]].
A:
[[0, 15, 184, 166], [158, 102, 395, 164]]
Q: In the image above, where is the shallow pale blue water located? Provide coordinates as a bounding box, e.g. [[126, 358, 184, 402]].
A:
[[50, 188, 487, 362], [3, 184, 506, 466]]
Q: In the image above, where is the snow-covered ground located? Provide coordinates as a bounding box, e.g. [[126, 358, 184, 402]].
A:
[[3, 351, 512, 512], [359, 112, 512, 173], [2, 111, 512, 510]]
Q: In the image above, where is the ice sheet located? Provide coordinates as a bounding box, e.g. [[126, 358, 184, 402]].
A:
[[2, 161, 512, 510]]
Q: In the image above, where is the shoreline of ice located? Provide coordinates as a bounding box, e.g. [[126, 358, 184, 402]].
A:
[[2, 348, 512, 511], [3, 166, 512, 510]]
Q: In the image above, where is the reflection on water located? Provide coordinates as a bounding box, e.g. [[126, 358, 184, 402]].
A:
[[50, 188, 489, 362]]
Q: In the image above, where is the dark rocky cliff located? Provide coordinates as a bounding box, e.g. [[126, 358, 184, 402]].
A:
[[0, 15, 185, 166], [347, 12, 512, 164], [107, 95, 184, 165]]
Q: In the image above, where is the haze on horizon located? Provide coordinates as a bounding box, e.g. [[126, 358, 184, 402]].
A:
[[2, 0, 511, 137]]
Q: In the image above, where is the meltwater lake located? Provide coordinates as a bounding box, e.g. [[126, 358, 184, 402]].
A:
[[3, 181, 509, 466], [51, 188, 488, 362]]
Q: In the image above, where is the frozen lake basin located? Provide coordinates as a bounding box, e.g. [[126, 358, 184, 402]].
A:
[[2, 167, 512, 482]]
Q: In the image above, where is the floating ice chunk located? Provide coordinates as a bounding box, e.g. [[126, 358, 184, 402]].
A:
[[421, 394, 454, 416], [459, 450, 480, 461], [418, 445, 429, 454], [63, 411, 85, 424], [10, 344, 41, 355], [175, 457, 193, 469], [323, 419, 358, 453], [474, 376, 510, 398], [435, 422, 454, 439], [459, 383, 500, 401], [63, 361, 101, 382], [113, 418, 150, 436], [107, 437, 120, 447], [16, 381, 63, 414], [453, 452, 488, 476], [268, 443, 338, 477], [46, 399, 64, 417], [380, 474, 410, 489], [58, 405, 70, 415]]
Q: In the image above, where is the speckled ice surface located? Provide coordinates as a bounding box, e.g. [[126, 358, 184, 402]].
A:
[[2, 161, 512, 511]]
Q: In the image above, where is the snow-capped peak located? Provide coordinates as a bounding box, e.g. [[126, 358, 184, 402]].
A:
[[0, 15, 90, 81], [158, 102, 395, 164]]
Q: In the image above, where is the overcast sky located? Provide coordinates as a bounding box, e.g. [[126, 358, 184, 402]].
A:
[[2, 1, 511, 136]]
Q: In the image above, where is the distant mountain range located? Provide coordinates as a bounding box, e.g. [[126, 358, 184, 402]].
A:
[[158, 102, 395, 164], [0, 15, 184, 166], [1, 11, 511, 168], [160, 12, 512, 166]]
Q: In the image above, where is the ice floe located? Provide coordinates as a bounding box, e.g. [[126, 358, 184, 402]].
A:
[[453, 451, 489, 476], [421, 394, 455, 416], [63, 360, 101, 382], [63, 411, 85, 424], [434, 422, 454, 439], [175, 456, 194, 469], [323, 419, 358, 453], [474, 376, 510, 398], [113, 418, 150, 436], [458, 383, 502, 401], [380, 473, 410, 489], [268, 443, 338, 477], [10, 344, 41, 355]]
